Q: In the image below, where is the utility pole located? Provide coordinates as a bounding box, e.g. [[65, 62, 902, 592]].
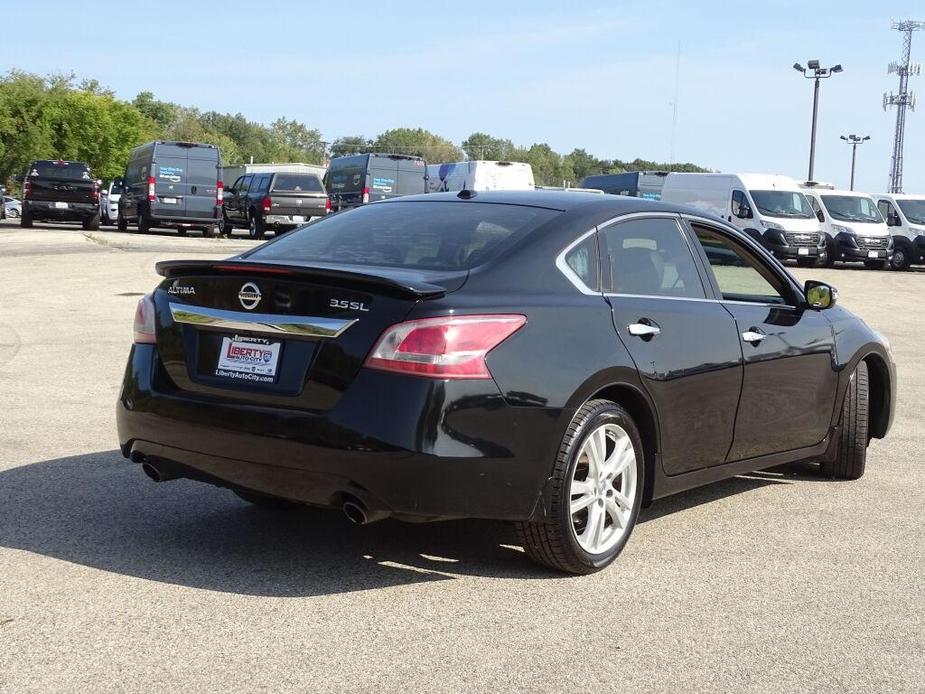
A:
[[669, 41, 681, 165], [840, 134, 870, 190], [884, 20, 923, 194], [794, 60, 844, 183]]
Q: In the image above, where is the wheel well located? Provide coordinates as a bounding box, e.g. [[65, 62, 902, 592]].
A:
[[863, 354, 890, 439], [591, 384, 659, 506]]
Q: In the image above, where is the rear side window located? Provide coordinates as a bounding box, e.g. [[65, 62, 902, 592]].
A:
[[272, 174, 324, 192], [248, 201, 560, 270], [28, 161, 91, 180], [602, 218, 706, 299], [563, 235, 599, 290]]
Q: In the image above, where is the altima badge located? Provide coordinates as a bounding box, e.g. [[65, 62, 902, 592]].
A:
[[238, 282, 262, 310]]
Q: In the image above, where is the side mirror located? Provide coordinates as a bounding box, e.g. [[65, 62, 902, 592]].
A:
[[888, 213, 901, 227], [735, 206, 752, 219], [816, 210, 825, 223], [805, 280, 837, 310]]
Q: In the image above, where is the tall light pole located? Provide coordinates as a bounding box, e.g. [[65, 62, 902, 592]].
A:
[[793, 60, 843, 182], [840, 134, 870, 190]]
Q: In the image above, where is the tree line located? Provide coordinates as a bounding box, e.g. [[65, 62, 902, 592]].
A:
[[0, 71, 708, 191]]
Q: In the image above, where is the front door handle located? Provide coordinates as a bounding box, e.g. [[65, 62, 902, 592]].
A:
[[628, 322, 661, 338], [741, 329, 766, 344]]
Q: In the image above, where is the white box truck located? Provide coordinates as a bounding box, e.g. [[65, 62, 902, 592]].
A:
[[873, 193, 925, 270], [427, 160, 534, 193], [660, 173, 828, 266], [799, 185, 893, 269]]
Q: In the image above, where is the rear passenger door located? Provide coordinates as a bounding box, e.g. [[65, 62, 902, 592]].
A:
[[688, 221, 838, 460], [601, 215, 743, 474]]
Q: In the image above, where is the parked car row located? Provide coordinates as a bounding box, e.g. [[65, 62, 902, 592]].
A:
[[578, 171, 925, 272]]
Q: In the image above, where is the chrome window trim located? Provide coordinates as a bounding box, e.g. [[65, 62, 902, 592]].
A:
[[169, 303, 357, 338], [555, 227, 600, 296]]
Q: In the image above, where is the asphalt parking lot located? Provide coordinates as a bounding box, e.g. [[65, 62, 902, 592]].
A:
[[1, 219, 923, 694]]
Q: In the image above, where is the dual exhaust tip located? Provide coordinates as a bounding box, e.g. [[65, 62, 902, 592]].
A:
[[140, 459, 388, 525]]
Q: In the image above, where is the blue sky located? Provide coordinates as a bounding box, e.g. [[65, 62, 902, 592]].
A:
[[2, 0, 923, 192]]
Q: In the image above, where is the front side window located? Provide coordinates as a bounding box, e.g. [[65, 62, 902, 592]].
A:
[[731, 190, 751, 218], [693, 225, 789, 304], [602, 217, 706, 299], [820, 195, 882, 223], [749, 190, 815, 219], [878, 199, 898, 223]]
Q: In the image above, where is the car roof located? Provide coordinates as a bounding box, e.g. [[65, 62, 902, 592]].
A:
[[380, 190, 705, 216]]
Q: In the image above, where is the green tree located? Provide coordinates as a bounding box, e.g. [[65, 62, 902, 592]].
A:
[[371, 128, 462, 163], [563, 148, 602, 183], [330, 135, 371, 158], [461, 132, 514, 160]]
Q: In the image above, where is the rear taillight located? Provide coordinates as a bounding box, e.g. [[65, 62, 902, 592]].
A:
[[216, 180, 223, 207], [23, 179, 32, 198], [262, 196, 272, 214], [365, 315, 526, 379], [146, 176, 156, 202], [325, 196, 332, 213], [133, 293, 157, 344], [362, 187, 370, 204], [91, 181, 99, 203]]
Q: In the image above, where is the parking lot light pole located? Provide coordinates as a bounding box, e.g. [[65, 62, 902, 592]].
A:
[[840, 134, 870, 190], [794, 60, 843, 183]]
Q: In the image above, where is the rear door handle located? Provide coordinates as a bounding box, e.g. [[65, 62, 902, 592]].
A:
[[741, 329, 766, 343], [628, 322, 661, 338]]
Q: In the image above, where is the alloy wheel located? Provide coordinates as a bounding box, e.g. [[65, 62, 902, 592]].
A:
[[569, 423, 637, 555]]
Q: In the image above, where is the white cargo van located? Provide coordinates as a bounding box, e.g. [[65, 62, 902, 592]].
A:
[[427, 160, 535, 193], [873, 193, 925, 270], [799, 186, 893, 269], [660, 173, 827, 266]]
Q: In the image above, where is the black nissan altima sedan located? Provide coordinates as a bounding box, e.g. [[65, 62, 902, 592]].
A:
[[117, 190, 895, 574]]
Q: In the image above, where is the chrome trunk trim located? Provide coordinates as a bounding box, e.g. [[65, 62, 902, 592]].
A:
[[169, 303, 357, 338]]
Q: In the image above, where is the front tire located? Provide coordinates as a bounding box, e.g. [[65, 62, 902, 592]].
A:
[[248, 210, 265, 240], [821, 361, 869, 480], [137, 208, 151, 234], [82, 213, 100, 231], [889, 247, 911, 271], [20, 207, 33, 228], [515, 399, 644, 574]]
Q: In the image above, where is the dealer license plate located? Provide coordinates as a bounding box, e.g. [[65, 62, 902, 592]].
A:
[[291, 215, 305, 223], [162, 197, 177, 204], [215, 335, 281, 381], [798, 248, 810, 255], [55, 201, 68, 209], [868, 250, 879, 258]]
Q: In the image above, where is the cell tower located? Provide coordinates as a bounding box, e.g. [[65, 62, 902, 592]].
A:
[[884, 20, 924, 194]]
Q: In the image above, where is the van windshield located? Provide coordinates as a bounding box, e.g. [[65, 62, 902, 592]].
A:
[[749, 190, 815, 219], [821, 195, 882, 223], [897, 199, 925, 225]]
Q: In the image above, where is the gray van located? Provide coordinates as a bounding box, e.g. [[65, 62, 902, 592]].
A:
[[118, 141, 222, 236], [324, 153, 427, 211]]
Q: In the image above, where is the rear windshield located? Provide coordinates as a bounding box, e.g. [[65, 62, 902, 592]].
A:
[[28, 161, 91, 180], [271, 174, 324, 192], [247, 201, 561, 270], [325, 165, 366, 193]]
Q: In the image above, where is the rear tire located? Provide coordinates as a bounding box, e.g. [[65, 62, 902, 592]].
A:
[[821, 361, 869, 480], [515, 399, 644, 574], [137, 209, 151, 234], [20, 207, 33, 228], [8, 208, 19, 219], [82, 213, 100, 231], [222, 215, 234, 236], [202, 225, 218, 238], [117, 211, 128, 231], [233, 488, 300, 510], [248, 210, 265, 240]]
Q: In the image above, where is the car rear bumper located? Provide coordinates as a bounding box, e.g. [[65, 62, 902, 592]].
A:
[[117, 345, 563, 521], [25, 200, 97, 219], [265, 213, 324, 228]]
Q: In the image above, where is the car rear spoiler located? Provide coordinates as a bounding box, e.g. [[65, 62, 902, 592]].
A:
[[155, 259, 448, 299]]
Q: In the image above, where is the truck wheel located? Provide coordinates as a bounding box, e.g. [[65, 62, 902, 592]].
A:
[[248, 211, 265, 240], [82, 213, 100, 231], [864, 260, 888, 270], [221, 215, 234, 236], [821, 361, 869, 480], [117, 211, 128, 232], [20, 207, 33, 228], [138, 210, 151, 234], [515, 399, 644, 574], [202, 225, 218, 238], [889, 247, 911, 271], [822, 240, 836, 267]]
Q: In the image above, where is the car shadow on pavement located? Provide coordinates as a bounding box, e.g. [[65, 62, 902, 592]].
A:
[[0, 451, 806, 596]]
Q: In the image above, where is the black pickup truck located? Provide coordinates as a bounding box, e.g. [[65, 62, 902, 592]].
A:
[[222, 171, 329, 239], [20, 160, 100, 229]]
